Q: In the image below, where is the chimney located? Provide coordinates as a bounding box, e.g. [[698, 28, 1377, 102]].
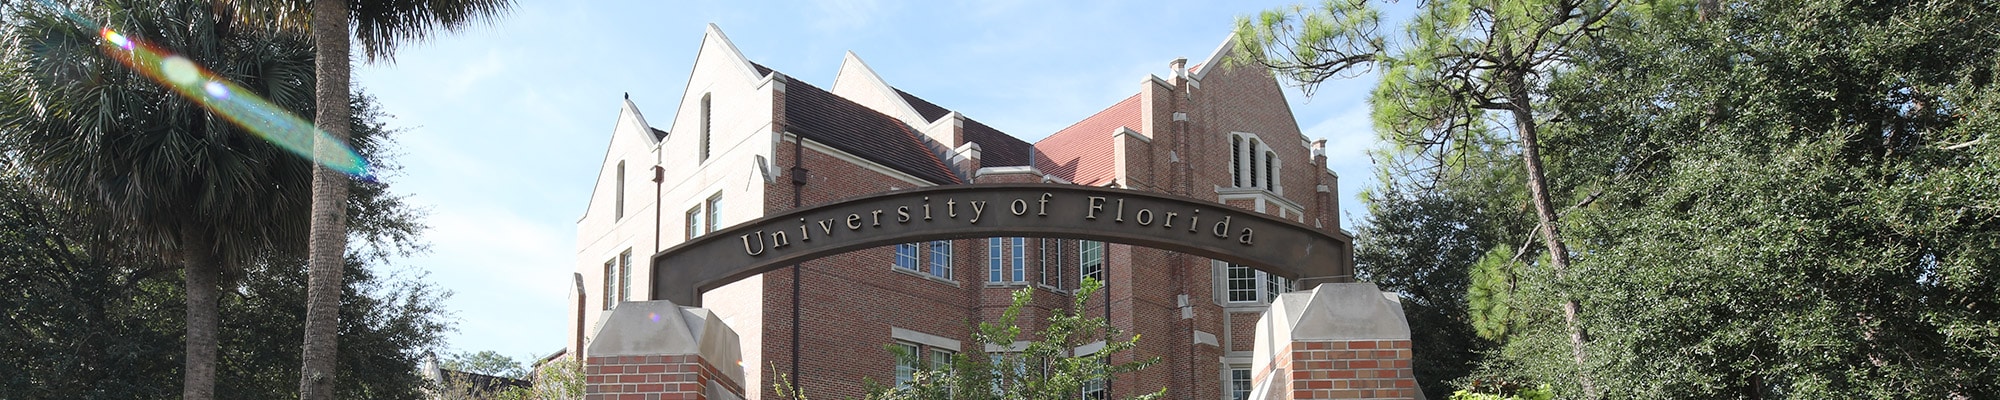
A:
[[953, 142, 982, 181], [1169, 57, 1189, 84]]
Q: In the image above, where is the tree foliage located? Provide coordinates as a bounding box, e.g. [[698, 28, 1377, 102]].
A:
[[1493, 0, 2000, 396]]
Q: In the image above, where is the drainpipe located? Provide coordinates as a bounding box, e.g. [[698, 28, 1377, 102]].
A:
[[789, 133, 808, 390]]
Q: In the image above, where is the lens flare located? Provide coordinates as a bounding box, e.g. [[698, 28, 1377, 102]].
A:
[[36, 0, 373, 180]]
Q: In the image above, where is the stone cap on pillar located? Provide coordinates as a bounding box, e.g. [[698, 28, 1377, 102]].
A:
[[586, 300, 746, 387], [1251, 282, 1411, 371]]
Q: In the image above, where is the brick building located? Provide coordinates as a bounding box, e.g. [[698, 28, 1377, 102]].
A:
[[569, 24, 1353, 400]]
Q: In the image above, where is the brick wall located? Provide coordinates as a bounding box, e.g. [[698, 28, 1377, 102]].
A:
[[586, 354, 745, 400], [1255, 340, 1416, 400]]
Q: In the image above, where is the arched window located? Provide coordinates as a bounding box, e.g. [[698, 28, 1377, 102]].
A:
[[699, 93, 713, 162]]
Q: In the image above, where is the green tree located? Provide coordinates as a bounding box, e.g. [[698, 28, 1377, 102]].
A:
[[1352, 148, 1533, 397], [0, 1, 319, 397], [493, 357, 585, 400], [0, 89, 448, 399], [443, 350, 527, 379], [1234, 0, 1625, 387], [283, 0, 512, 398], [1500, 0, 2000, 396]]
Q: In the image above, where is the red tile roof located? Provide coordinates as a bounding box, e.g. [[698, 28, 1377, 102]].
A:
[[1034, 94, 1142, 186]]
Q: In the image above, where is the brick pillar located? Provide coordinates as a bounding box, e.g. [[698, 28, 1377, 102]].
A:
[[586, 354, 745, 400], [1249, 282, 1419, 400], [584, 300, 746, 400]]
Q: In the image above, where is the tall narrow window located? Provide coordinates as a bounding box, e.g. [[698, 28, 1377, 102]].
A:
[[614, 161, 626, 220], [895, 243, 920, 271], [1230, 368, 1252, 400], [1230, 136, 1243, 187], [989, 238, 1005, 283], [1227, 263, 1259, 302], [699, 93, 713, 162], [706, 194, 723, 233], [1040, 238, 1064, 289], [685, 206, 703, 239], [893, 342, 919, 388], [1079, 240, 1104, 282], [929, 241, 953, 280], [1248, 139, 1261, 188], [1265, 151, 1277, 191], [602, 260, 616, 310], [1009, 237, 1026, 282], [618, 250, 633, 302]]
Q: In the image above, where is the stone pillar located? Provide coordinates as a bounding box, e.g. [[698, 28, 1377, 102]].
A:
[[1248, 282, 1420, 400], [585, 300, 746, 400]]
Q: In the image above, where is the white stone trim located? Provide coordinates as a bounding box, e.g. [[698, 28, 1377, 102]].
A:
[[1074, 340, 1107, 356], [892, 327, 961, 352], [1194, 330, 1220, 347], [984, 341, 1034, 353]]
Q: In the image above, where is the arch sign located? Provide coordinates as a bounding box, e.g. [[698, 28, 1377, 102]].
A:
[[652, 183, 1352, 307]]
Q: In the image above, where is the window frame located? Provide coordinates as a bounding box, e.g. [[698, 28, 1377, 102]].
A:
[[928, 240, 953, 280], [1079, 240, 1104, 283], [618, 250, 633, 302], [685, 205, 703, 239], [895, 243, 921, 271], [706, 194, 723, 234], [1229, 367, 1252, 400]]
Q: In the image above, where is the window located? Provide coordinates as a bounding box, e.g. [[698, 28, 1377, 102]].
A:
[[1227, 264, 1259, 303], [1226, 263, 1291, 303], [1230, 136, 1243, 187], [1264, 151, 1277, 191], [1079, 240, 1104, 283], [988, 237, 1027, 283], [895, 243, 920, 271], [894, 241, 954, 281], [685, 206, 703, 239], [1266, 272, 1289, 302], [929, 240, 953, 280], [1230, 368, 1252, 400], [601, 259, 616, 310], [894, 342, 919, 388], [699, 93, 712, 162], [619, 250, 633, 302], [615, 161, 626, 220], [1040, 238, 1063, 289], [928, 348, 954, 372], [1081, 376, 1106, 400], [1249, 138, 1261, 188], [706, 194, 723, 233]]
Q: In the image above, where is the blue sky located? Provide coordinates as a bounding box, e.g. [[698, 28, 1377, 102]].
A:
[[354, 0, 1399, 362]]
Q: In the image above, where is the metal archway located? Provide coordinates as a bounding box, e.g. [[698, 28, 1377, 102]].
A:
[[652, 183, 1352, 306]]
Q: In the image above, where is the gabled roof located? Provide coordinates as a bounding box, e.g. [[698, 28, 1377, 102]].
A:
[[784, 79, 963, 185], [1033, 94, 1143, 186], [894, 89, 1033, 168]]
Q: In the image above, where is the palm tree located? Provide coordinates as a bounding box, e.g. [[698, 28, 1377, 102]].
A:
[[294, 1, 511, 398], [0, 1, 318, 398]]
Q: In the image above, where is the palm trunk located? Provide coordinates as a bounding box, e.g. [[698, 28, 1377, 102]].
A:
[[1507, 73, 1592, 393], [182, 233, 220, 400], [298, 0, 352, 398]]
